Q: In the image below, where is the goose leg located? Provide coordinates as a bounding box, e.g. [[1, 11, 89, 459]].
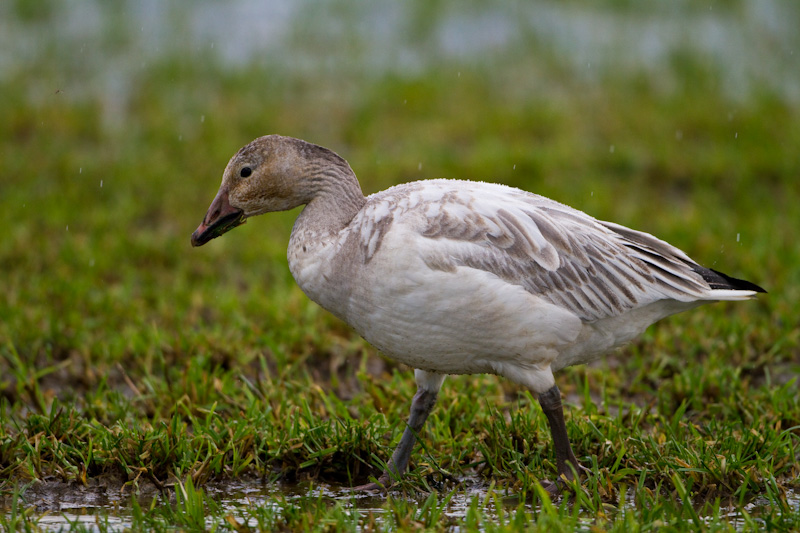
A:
[[352, 370, 445, 491], [537, 384, 581, 494]]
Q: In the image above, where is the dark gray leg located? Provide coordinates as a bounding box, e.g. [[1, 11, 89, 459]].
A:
[[538, 384, 581, 492], [353, 370, 444, 491]]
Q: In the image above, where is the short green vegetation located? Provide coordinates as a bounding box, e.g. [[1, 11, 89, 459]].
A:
[[1, 1, 799, 531]]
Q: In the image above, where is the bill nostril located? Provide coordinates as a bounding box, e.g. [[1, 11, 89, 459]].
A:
[[206, 208, 221, 224]]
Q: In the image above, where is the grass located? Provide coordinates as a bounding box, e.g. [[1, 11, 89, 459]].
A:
[[1, 2, 800, 531]]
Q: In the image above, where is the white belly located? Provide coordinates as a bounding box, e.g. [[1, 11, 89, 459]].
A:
[[331, 237, 584, 392], [288, 221, 690, 395]]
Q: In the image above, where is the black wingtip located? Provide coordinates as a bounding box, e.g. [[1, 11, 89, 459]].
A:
[[695, 266, 767, 294]]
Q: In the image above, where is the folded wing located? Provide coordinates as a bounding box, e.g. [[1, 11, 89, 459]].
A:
[[390, 182, 762, 322]]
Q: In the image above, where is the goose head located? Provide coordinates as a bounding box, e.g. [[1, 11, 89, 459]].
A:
[[191, 135, 318, 247]]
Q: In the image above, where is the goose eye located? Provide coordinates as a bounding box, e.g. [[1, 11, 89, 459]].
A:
[[240, 167, 252, 178]]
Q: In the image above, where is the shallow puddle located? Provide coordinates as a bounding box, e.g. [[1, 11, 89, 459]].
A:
[[9, 479, 507, 531], [3, 478, 797, 532]]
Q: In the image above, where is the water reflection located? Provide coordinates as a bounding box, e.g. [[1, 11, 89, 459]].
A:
[[22, 480, 800, 532]]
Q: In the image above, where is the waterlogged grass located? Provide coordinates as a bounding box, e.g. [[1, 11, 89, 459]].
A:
[[1, 10, 800, 532]]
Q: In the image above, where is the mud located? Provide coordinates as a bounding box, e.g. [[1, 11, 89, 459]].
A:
[[3, 474, 161, 514], [2, 475, 798, 531]]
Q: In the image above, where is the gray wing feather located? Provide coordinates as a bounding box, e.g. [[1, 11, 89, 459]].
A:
[[418, 190, 711, 322]]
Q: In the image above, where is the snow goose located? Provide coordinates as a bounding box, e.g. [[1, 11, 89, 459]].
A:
[[191, 135, 765, 493]]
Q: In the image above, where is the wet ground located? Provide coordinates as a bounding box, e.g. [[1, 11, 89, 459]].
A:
[[7, 477, 499, 531], [4, 476, 798, 531]]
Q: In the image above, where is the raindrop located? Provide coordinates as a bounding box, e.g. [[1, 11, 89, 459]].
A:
[[178, 135, 183, 141], [675, 130, 683, 140], [89, 258, 95, 267], [66, 225, 69, 232], [200, 115, 205, 123], [457, 72, 461, 78], [513, 164, 516, 170], [418, 162, 422, 171], [734, 132, 738, 139], [609, 145, 615, 153], [100, 180, 104, 188], [736, 233, 741, 242]]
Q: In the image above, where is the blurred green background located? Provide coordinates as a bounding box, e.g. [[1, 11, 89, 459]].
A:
[[0, 0, 799, 526]]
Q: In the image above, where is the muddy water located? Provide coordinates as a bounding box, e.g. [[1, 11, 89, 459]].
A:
[[8, 478, 506, 531], [5, 478, 799, 531]]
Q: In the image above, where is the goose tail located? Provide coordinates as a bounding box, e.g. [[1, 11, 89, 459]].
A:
[[693, 266, 766, 300]]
